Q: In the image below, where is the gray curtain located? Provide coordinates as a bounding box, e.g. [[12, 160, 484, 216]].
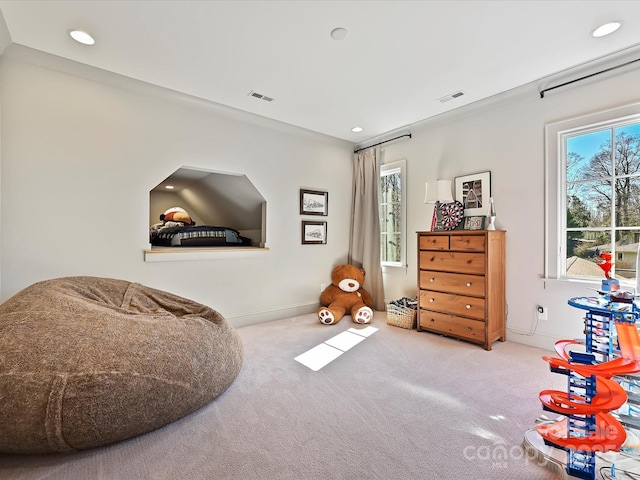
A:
[[349, 146, 385, 311]]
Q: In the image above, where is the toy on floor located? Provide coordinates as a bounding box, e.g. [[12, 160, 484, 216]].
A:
[[318, 264, 374, 325], [528, 261, 640, 480]]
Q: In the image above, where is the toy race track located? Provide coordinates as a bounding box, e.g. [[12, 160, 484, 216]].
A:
[[531, 294, 640, 480]]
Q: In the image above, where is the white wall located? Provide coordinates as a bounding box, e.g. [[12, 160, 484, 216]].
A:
[[380, 58, 640, 351], [3, 44, 640, 347], [0, 46, 353, 327]]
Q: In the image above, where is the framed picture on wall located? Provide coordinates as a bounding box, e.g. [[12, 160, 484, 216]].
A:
[[300, 189, 328, 216], [454, 171, 491, 216], [301, 221, 327, 244]]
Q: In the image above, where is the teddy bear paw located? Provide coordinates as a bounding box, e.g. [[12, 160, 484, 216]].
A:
[[354, 307, 373, 324], [318, 309, 336, 325]]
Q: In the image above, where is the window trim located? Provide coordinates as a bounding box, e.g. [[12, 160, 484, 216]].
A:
[[545, 102, 640, 283], [380, 158, 407, 268]]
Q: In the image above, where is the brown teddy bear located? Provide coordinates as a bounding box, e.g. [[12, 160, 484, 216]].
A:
[[318, 264, 374, 325]]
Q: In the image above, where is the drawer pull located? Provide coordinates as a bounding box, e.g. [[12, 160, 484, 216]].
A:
[[466, 282, 472, 287], [466, 327, 472, 331], [429, 298, 435, 303], [430, 278, 435, 283], [430, 318, 435, 322], [466, 304, 471, 309]]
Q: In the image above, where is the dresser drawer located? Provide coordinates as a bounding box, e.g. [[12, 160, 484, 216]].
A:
[[419, 270, 485, 297], [419, 235, 449, 250], [450, 235, 485, 252], [419, 251, 485, 275], [419, 310, 486, 343], [420, 290, 485, 320]]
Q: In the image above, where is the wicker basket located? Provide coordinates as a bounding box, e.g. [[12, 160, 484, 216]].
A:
[[386, 303, 417, 329]]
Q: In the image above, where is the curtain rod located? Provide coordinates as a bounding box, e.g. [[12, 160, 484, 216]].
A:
[[354, 133, 412, 153], [540, 57, 640, 98]]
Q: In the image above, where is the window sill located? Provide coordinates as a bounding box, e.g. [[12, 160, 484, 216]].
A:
[[543, 276, 637, 290], [382, 263, 408, 269], [144, 246, 270, 262]]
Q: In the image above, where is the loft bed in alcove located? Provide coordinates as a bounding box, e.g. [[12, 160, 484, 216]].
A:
[[150, 225, 252, 247], [149, 167, 266, 251], [146, 222, 265, 262]]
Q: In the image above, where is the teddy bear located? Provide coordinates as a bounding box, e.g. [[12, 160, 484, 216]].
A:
[[318, 264, 374, 325]]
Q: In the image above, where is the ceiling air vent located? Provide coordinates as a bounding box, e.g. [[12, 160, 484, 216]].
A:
[[248, 91, 274, 102], [438, 91, 465, 103]]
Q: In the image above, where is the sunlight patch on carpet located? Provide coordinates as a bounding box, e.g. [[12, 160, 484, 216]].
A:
[[294, 326, 378, 371], [395, 378, 467, 409]]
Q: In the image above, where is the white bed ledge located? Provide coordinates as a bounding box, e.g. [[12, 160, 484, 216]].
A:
[[144, 246, 269, 262]]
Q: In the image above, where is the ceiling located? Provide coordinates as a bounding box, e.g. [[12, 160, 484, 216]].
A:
[[1, 1, 640, 144]]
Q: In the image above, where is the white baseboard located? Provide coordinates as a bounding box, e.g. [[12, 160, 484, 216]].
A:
[[227, 301, 320, 328], [506, 325, 559, 352]]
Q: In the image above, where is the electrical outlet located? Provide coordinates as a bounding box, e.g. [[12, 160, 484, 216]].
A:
[[537, 305, 548, 321], [320, 283, 325, 293]]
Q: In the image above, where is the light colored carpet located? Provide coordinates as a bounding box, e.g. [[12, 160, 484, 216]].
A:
[[0, 312, 563, 479]]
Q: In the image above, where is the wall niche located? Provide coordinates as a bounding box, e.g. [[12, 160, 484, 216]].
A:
[[149, 167, 267, 249]]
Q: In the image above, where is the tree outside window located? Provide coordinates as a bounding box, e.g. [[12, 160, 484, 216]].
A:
[[564, 122, 640, 281], [380, 160, 406, 266]]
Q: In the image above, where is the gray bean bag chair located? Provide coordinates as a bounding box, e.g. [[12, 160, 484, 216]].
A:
[[0, 276, 243, 454]]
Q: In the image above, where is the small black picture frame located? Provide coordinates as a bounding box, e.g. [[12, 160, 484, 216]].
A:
[[463, 215, 486, 230], [301, 220, 327, 244], [300, 189, 328, 216]]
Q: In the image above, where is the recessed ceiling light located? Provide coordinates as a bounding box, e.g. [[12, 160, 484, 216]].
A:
[[69, 30, 95, 45], [330, 27, 348, 41], [351, 127, 363, 133], [592, 22, 621, 38], [165, 185, 174, 190]]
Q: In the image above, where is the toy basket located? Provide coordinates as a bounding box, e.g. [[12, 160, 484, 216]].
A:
[[386, 303, 417, 329]]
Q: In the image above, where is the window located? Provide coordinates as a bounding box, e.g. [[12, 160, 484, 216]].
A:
[[546, 104, 640, 284], [379, 159, 406, 267]]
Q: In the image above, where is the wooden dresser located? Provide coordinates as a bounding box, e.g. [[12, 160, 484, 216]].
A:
[[417, 230, 506, 350]]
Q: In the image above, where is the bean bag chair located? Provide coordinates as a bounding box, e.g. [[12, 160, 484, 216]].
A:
[[0, 276, 243, 454]]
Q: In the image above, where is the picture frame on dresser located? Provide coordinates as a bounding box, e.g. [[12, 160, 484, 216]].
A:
[[454, 171, 491, 216], [463, 215, 485, 230]]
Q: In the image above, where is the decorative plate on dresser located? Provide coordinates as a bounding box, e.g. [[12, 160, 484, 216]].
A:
[[437, 201, 464, 230]]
